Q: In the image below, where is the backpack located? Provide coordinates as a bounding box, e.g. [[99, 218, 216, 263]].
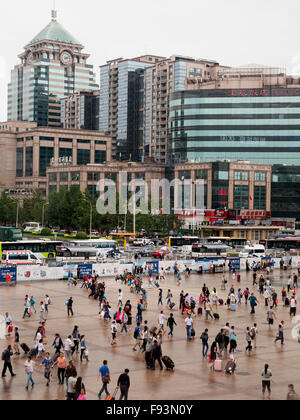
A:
[[134, 328, 139, 339], [1, 350, 7, 361]]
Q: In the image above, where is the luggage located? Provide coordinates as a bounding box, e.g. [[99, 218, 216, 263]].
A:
[[8, 325, 13, 334], [214, 359, 222, 371], [162, 355, 175, 370], [198, 307, 203, 315], [213, 313, 220, 320], [191, 328, 196, 338], [106, 387, 119, 401], [225, 360, 236, 375], [169, 302, 176, 310], [218, 299, 224, 305], [29, 348, 37, 358], [21, 343, 30, 354], [231, 304, 236, 311], [155, 282, 160, 288], [285, 297, 290, 306]]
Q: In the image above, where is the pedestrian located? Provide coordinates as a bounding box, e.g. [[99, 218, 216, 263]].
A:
[[117, 369, 130, 400], [39, 301, 45, 324], [13, 327, 20, 355], [52, 333, 63, 355], [44, 295, 50, 314], [151, 340, 163, 370], [245, 327, 252, 353], [261, 364, 272, 400], [185, 313, 193, 340], [290, 296, 297, 317], [23, 296, 31, 319], [41, 352, 54, 387], [80, 335, 88, 362], [24, 355, 34, 390], [65, 360, 76, 387], [66, 370, 78, 400], [229, 326, 237, 353], [249, 293, 258, 314], [158, 289, 163, 306], [75, 376, 86, 400], [54, 352, 67, 385], [64, 335, 73, 362], [72, 326, 80, 354], [97, 360, 110, 400], [250, 324, 258, 348], [204, 300, 213, 320], [145, 338, 153, 369], [132, 322, 141, 351], [118, 289, 123, 307], [111, 320, 118, 346], [223, 323, 231, 351], [274, 321, 284, 345], [158, 311, 166, 330], [30, 296, 36, 314], [200, 328, 209, 358], [209, 341, 217, 371], [120, 310, 128, 335], [167, 313, 177, 337], [267, 306, 276, 327], [166, 289, 173, 307], [1, 345, 16, 377], [66, 297, 74, 317], [286, 384, 299, 400], [215, 329, 225, 357]]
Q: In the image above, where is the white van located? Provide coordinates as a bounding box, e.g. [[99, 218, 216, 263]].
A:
[[239, 244, 265, 258], [1, 250, 42, 265]]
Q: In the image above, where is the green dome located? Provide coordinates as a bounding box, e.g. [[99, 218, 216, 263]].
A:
[[28, 20, 81, 45]]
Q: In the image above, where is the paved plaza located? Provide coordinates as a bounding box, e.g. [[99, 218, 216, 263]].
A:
[[0, 269, 299, 400]]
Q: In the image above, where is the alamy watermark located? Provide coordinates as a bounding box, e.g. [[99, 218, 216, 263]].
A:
[[95, 172, 205, 215]]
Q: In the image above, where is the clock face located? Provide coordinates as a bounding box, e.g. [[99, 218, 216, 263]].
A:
[[60, 51, 72, 65]]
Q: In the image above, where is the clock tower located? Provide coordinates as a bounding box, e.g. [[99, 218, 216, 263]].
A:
[[8, 9, 98, 127]]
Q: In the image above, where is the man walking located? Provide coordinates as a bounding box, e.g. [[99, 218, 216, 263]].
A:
[[167, 313, 177, 337], [200, 329, 209, 358], [185, 313, 193, 340], [97, 360, 110, 399], [67, 297, 74, 317], [1, 345, 16, 377], [274, 321, 284, 345], [117, 369, 130, 400]]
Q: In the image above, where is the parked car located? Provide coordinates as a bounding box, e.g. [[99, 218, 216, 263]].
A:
[[152, 247, 171, 258]]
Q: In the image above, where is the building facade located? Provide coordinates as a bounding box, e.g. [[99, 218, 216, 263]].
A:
[[46, 160, 166, 197], [61, 90, 100, 130], [99, 56, 165, 161], [8, 9, 98, 128], [0, 121, 111, 197], [271, 165, 300, 220]]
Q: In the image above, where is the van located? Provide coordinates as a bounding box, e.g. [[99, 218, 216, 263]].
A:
[[1, 250, 42, 265], [239, 245, 265, 258]]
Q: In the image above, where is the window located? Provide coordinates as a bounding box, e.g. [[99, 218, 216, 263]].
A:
[[234, 185, 249, 210], [254, 186, 266, 210], [49, 173, 57, 182], [60, 173, 68, 182], [178, 171, 191, 180], [39, 147, 54, 177], [255, 172, 266, 182], [71, 173, 80, 182], [234, 171, 248, 181], [195, 169, 207, 180], [213, 171, 228, 180], [77, 139, 91, 144], [39, 136, 54, 141], [77, 150, 90, 165], [16, 148, 23, 178], [105, 173, 117, 182], [189, 68, 203, 78], [25, 147, 33, 177], [59, 138, 73, 143], [95, 150, 106, 164]]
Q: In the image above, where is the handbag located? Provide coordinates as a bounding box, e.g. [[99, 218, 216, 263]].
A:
[[103, 375, 110, 384]]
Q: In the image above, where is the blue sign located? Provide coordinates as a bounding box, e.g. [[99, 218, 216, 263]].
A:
[[78, 264, 93, 278], [228, 258, 240, 271], [146, 261, 159, 274], [0, 267, 17, 284]]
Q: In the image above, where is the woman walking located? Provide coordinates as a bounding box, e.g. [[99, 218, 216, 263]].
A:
[[72, 326, 80, 354], [261, 364, 272, 400], [209, 341, 217, 371], [80, 335, 88, 362], [55, 352, 67, 385], [25, 356, 35, 390]]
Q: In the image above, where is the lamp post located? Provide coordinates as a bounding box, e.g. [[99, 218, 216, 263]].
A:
[[42, 202, 49, 228], [10, 197, 19, 228], [84, 199, 93, 239]]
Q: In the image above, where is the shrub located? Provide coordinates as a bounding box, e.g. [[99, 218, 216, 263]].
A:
[[76, 231, 88, 240], [41, 228, 52, 236]]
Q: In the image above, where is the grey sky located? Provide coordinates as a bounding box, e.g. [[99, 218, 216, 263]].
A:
[[1, 0, 300, 121]]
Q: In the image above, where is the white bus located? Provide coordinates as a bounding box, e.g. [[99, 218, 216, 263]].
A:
[[23, 222, 42, 233], [68, 239, 118, 254], [239, 244, 265, 258]]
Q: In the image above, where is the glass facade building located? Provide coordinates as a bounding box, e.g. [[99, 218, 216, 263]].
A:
[[271, 165, 300, 219], [169, 88, 300, 165], [8, 12, 98, 127]]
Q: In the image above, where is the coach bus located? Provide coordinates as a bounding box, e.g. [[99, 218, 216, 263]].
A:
[[260, 237, 300, 251], [169, 236, 199, 251], [192, 243, 230, 258], [205, 237, 247, 250], [0, 240, 63, 260]]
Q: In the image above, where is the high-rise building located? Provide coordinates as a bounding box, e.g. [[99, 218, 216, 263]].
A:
[[144, 56, 224, 164], [7, 9, 98, 127], [99, 55, 165, 161], [169, 66, 300, 166], [61, 90, 100, 130]]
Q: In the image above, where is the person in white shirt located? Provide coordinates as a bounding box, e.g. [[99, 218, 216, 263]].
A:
[[39, 302, 45, 324], [111, 321, 118, 346], [251, 324, 258, 348], [25, 356, 35, 390], [118, 290, 123, 307], [185, 314, 193, 340], [64, 336, 73, 362], [35, 328, 42, 350], [158, 311, 166, 329], [290, 297, 297, 317], [36, 340, 45, 359]]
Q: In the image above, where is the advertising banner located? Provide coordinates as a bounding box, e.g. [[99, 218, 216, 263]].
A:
[[228, 258, 241, 271], [0, 267, 17, 285], [78, 264, 93, 279]]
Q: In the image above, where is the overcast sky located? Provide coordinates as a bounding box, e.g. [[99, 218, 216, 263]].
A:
[[1, 0, 300, 120]]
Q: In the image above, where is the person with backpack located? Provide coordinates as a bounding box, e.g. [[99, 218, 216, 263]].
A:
[[1, 345, 16, 377], [200, 329, 209, 358], [132, 322, 141, 351], [215, 329, 225, 357]]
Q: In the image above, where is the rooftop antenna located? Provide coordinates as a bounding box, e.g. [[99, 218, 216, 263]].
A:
[[51, 0, 57, 21]]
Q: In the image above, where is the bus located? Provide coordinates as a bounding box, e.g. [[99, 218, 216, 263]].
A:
[[56, 246, 98, 260], [23, 222, 42, 233], [0, 227, 22, 242], [205, 237, 247, 250], [0, 240, 63, 260], [260, 237, 300, 251], [192, 243, 230, 258], [68, 239, 118, 251], [169, 236, 199, 251]]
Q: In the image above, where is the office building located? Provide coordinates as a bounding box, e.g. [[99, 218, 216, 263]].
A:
[[271, 165, 300, 221], [99, 56, 165, 161], [169, 66, 300, 165], [61, 90, 100, 130], [0, 121, 111, 197], [8, 9, 98, 127]]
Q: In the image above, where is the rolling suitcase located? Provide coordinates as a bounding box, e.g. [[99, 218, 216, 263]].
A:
[[155, 282, 160, 288], [191, 328, 196, 338], [285, 297, 290, 306], [231, 304, 236, 311], [169, 302, 176, 310], [21, 343, 30, 354], [225, 360, 236, 375], [29, 348, 37, 358], [214, 359, 222, 371], [213, 313, 220, 320], [162, 355, 175, 370], [106, 387, 119, 401], [198, 307, 203, 315], [218, 299, 224, 305]]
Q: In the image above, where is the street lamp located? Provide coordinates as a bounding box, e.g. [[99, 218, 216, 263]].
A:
[[83, 198, 93, 239], [10, 197, 19, 228], [42, 202, 49, 228]]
